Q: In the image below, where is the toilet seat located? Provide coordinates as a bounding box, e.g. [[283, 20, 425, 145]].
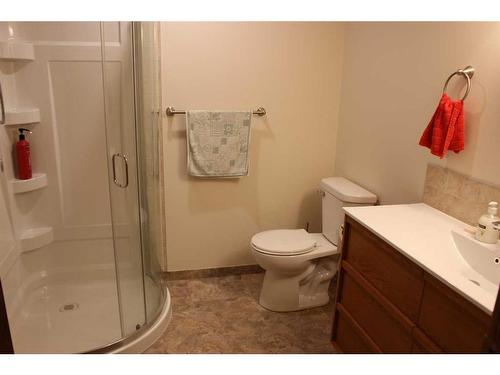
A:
[[251, 229, 316, 256]]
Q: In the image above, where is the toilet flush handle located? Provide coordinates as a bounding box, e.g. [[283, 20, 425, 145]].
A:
[[318, 189, 325, 197]]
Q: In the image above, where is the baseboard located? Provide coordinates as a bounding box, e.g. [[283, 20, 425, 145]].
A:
[[164, 264, 264, 281]]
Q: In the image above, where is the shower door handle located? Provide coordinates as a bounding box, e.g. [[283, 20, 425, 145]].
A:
[[112, 153, 129, 188], [0, 81, 5, 125]]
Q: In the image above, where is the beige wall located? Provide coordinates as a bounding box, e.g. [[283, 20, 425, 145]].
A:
[[161, 22, 345, 271], [335, 22, 500, 204]]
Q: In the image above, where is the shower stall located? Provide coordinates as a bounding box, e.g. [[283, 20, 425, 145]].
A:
[[0, 22, 170, 353]]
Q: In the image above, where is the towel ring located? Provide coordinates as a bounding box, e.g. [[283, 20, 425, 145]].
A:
[[442, 66, 475, 101]]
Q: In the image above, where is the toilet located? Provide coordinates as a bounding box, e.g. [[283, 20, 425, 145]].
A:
[[251, 177, 377, 312]]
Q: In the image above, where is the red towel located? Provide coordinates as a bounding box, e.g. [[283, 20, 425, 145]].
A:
[[419, 93, 465, 159]]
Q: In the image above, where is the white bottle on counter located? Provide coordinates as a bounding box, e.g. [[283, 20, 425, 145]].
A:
[[475, 201, 500, 244]]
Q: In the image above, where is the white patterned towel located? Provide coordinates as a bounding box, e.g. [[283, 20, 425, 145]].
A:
[[186, 110, 252, 177]]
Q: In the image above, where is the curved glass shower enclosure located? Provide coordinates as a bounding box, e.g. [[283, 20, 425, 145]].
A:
[[0, 22, 169, 353]]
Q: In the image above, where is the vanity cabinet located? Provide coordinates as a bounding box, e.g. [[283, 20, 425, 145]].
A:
[[331, 216, 492, 354], [0, 279, 14, 354]]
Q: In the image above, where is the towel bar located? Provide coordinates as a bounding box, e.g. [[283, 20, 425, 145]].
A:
[[442, 66, 474, 101], [166, 107, 266, 117]]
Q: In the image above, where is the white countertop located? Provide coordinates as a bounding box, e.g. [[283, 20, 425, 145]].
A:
[[344, 203, 500, 315]]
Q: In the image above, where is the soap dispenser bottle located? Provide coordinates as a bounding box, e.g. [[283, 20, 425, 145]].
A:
[[16, 128, 32, 180], [475, 201, 500, 244]]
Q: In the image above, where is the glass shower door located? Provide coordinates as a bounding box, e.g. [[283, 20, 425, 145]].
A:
[[100, 22, 147, 336], [133, 21, 165, 322]]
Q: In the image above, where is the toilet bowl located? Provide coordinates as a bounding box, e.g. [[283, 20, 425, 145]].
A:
[[251, 230, 339, 312], [251, 177, 377, 312]]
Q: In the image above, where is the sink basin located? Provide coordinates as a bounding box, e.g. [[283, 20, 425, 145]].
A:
[[451, 230, 500, 289]]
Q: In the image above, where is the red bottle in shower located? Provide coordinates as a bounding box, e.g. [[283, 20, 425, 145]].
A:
[[16, 128, 32, 180]]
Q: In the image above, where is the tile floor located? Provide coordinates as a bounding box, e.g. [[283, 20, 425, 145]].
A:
[[146, 272, 336, 354]]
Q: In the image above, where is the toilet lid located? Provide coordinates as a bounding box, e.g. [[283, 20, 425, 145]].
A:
[[251, 229, 316, 256]]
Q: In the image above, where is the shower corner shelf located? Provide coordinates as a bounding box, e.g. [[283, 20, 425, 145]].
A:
[[10, 173, 48, 194], [3, 108, 40, 126], [19, 227, 53, 253], [0, 41, 35, 61]]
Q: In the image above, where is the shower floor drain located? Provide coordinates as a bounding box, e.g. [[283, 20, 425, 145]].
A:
[[59, 303, 79, 312]]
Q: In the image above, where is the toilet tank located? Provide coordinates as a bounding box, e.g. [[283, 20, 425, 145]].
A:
[[320, 177, 377, 245]]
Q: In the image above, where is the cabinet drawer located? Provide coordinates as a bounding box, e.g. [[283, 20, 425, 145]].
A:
[[411, 327, 443, 353], [411, 341, 429, 354], [340, 264, 413, 353], [343, 217, 424, 321], [333, 305, 381, 354], [419, 273, 490, 353]]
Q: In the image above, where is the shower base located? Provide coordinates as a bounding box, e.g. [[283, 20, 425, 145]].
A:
[[3, 239, 170, 353], [109, 288, 171, 354], [10, 268, 122, 353]]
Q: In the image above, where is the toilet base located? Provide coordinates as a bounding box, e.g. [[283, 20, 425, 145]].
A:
[[258, 255, 338, 312], [259, 291, 331, 312]]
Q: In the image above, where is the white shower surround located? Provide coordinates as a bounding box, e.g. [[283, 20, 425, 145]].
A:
[[0, 21, 170, 353]]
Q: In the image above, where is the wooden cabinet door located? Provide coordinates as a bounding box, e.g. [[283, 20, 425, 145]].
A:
[[419, 274, 490, 353], [0, 279, 14, 354], [482, 287, 500, 353]]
